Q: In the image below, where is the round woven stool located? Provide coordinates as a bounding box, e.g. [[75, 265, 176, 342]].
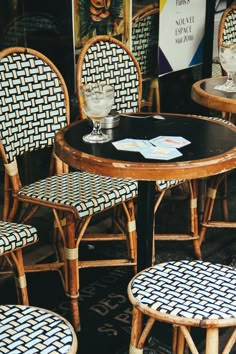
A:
[[128, 260, 236, 354], [0, 305, 78, 353]]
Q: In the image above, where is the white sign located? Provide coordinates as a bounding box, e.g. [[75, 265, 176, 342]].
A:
[[159, 0, 206, 76]]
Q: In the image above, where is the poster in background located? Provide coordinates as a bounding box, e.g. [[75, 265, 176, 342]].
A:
[[73, 0, 131, 50], [159, 0, 206, 76]]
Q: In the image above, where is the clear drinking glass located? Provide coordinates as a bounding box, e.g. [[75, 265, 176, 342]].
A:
[[215, 42, 236, 92], [81, 82, 114, 143]]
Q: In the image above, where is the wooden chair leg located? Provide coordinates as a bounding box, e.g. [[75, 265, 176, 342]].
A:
[[148, 78, 160, 113], [129, 307, 143, 353], [10, 249, 29, 305], [172, 325, 179, 353], [176, 326, 185, 354], [190, 180, 202, 260], [222, 328, 236, 354], [199, 173, 226, 245], [206, 328, 219, 354], [129, 307, 156, 354], [123, 200, 137, 273], [65, 213, 80, 332], [220, 174, 229, 221]]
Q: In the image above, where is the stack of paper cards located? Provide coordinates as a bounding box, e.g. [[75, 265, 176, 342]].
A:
[[112, 136, 191, 160], [150, 136, 191, 148], [140, 146, 182, 160], [112, 139, 153, 151]]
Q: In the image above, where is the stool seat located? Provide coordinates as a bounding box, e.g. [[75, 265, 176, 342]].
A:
[[0, 305, 78, 353], [128, 260, 236, 353]]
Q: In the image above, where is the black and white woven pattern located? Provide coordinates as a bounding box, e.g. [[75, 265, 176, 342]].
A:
[[81, 40, 140, 113], [132, 10, 158, 78], [0, 305, 75, 353], [0, 51, 67, 163], [222, 8, 236, 44], [3, 13, 60, 47], [198, 115, 235, 127], [0, 221, 38, 254], [130, 260, 236, 320], [18, 171, 138, 217], [156, 179, 184, 192]]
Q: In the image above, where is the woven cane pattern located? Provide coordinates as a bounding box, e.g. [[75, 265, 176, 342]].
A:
[[130, 260, 236, 320], [0, 221, 38, 254], [81, 41, 140, 113], [3, 13, 60, 47], [198, 115, 235, 127], [156, 179, 184, 192], [222, 9, 236, 44], [132, 10, 158, 78], [0, 305, 75, 353], [18, 171, 138, 217], [0, 51, 67, 163]]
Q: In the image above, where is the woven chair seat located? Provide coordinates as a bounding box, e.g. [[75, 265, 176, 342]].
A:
[[156, 179, 184, 192], [129, 260, 236, 322], [0, 305, 77, 353], [197, 115, 235, 126], [0, 221, 38, 254], [18, 171, 138, 218]]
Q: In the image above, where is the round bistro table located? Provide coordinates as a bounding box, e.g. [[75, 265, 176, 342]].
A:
[[191, 76, 236, 113], [55, 113, 236, 271], [192, 76, 236, 240]]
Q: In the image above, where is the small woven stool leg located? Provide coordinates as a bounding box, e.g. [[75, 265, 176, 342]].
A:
[[129, 307, 156, 354], [130, 307, 143, 352], [176, 326, 185, 354], [206, 328, 219, 354], [223, 328, 236, 353]]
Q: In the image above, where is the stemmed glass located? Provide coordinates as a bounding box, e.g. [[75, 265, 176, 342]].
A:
[[81, 82, 114, 143], [215, 42, 236, 92]]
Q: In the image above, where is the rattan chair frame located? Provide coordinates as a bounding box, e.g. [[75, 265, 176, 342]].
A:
[[0, 221, 38, 305], [76, 34, 143, 118], [199, 5, 236, 245], [0, 46, 137, 332], [218, 4, 236, 74], [132, 3, 160, 112]]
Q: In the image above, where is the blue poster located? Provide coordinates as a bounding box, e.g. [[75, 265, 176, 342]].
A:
[[159, 0, 206, 76]]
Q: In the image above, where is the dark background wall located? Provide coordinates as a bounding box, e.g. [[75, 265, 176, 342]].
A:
[[0, 0, 234, 116]]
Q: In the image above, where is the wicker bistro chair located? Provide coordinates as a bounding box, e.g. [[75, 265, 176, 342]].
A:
[[0, 305, 78, 353], [76, 35, 143, 116], [128, 260, 236, 354], [132, 3, 160, 112], [76, 35, 202, 262], [218, 4, 236, 78], [0, 221, 38, 304], [198, 5, 236, 246], [0, 46, 138, 332]]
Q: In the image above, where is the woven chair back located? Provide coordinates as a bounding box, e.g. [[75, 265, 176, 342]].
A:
[[0, 47, 70, 164], [76, 35, 142, 117], [132, 3, 159, 79], [218, 4, 236, 46], [2, 13, 60, 48]]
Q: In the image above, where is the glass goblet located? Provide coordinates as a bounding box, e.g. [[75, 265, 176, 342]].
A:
[[81, 82, 114, 143], [215, 42, 236, 92]]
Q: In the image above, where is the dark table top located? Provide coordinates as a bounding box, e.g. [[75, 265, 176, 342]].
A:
[[55, 113, 236, 181], [191, 76, 236, 113]]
